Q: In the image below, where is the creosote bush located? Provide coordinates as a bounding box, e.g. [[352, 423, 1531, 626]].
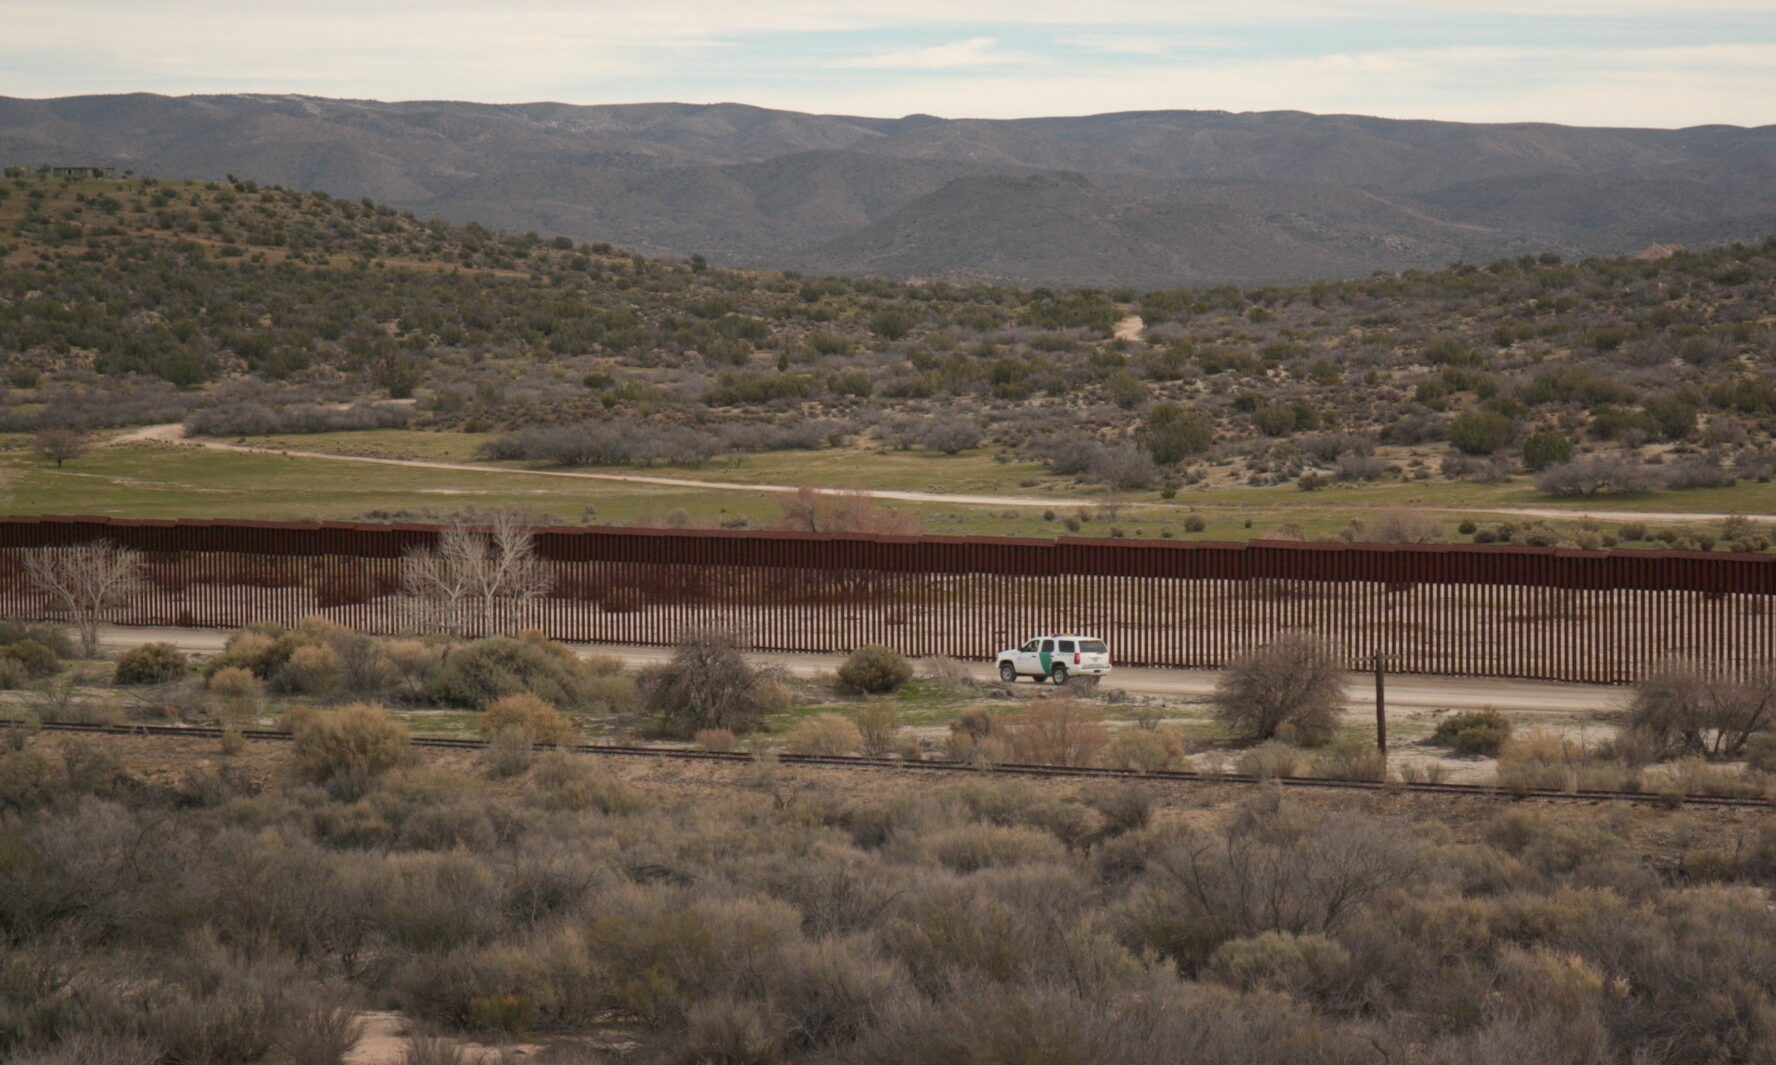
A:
[[7, 715, 1776, 1064], [836, 645, 913, 695], [1430, 708, 1514, 756], [112, 642, 189, 686], [638, 631, 789, 738], [291, 702, 410, 797], [426, 634, 604, 710], [478, 692, 579, 747], [1212, 635, 1344, 745], [787, 712, 864, 756]]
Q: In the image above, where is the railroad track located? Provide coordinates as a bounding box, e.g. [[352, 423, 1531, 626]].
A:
[[15, 720, 1774, 808]]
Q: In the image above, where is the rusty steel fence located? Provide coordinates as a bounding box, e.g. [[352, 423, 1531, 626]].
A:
[[3, 516, 1773, 684]]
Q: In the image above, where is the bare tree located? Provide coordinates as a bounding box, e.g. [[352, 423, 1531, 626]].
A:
[[401, 513, 551, 636], [31, 427, 89, 468], [1628, 660, 1776, 758], [21, 541, 143, 656], [1212, 634, 1345, 745], [775, 487, 920, 536]]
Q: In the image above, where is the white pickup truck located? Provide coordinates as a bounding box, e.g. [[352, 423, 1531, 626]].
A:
[[995, 634, 1111, 686]]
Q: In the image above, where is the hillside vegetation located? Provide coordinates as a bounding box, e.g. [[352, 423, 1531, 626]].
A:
[[5, 95, 1776, 286], [3, 171, 1775, 549]]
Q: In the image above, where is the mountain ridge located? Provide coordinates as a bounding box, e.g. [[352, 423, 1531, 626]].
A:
[[3, 93, 1774, 287]]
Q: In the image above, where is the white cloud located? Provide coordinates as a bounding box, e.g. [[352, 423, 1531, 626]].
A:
[[0, 3, 1772, 126], [829, 37, 1028, 69]]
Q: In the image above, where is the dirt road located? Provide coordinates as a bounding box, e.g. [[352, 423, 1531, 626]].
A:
[[97, 624, 1623, 715], [111, 425, 1764, 527], [112, 424, 1103, 508]]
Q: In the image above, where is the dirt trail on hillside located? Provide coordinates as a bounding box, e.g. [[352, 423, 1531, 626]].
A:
[[108, 424, 1772, 525], [111, 424, 1102, 508], [1113, 314, 1145, 341]]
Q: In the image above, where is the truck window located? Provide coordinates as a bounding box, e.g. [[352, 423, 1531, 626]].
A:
[[1041, 639, 1055, 653], [1082, 640, 1107, 653], [1022, 640, 1039, 652], [1058, 640, 1076, 653]]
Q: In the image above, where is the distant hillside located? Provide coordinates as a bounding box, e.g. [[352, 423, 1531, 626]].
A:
[[2, 94, 1773, 287]]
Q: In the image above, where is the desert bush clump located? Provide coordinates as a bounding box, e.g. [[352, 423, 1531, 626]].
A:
[[112, 642, 187, 686], [206, 665, 263, 702], [836, 645, 913, 695], [275, 643, 343, 696], [694, 728, 737, 752], [638, 631, 788, 738], [291, 703, 409, 797], [477, 692, 578, 747], [1627, 661, 1776, 759], [1, 640, 60, 683], [425, 635, 600, 710], [1103, 728, 1185, 772], [854, 703, 904, 756], [1205, 931, 1351, 995], [1430, 708, 1514, 756], [1002, 698, 1111, 767], [788, 712, 864, 756], [1212, 635, 1344, 745]]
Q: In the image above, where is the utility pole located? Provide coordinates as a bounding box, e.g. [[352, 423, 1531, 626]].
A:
[[1374, 652, 1388, 755]]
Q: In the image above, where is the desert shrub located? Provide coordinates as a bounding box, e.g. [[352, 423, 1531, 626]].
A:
[[1204, 931, 1351, 995], [1122, 800, 1421, 968], [1521, 430, 1574, 471], [206, 665, 263, 701], [481, 727, 534, 778], [1661, 457, 1735, 491], [402, 1037, 469, 1065], [638, 631, 788, 737], [1002, 698, 1110, 767], [384, 639, 443, 696], [1141, 403, 1213, 464], [475, 692, 575, 747], [0, 621, 76, 660], [527, 752, 640, 813], [112, 642, 187, 686], [1212, 635, 1343, 745], [1236, 741, 1304, 780], [1494, 729, 1582, 792], [1310, 735, 1387, 781], [1536, 456, 1659, 496], [1085, 782, 1154, 836], [2, 640, 61, 680], [291, 703, 409, 797], [1431, 709, 1514, 755], [1448, 409, 1513, 455], [1627, 661, 1775, 759], [836, 645, 913, 695], [788, 713, 863, 756], [855, 703, 904, 756], [918, 823, 1069, 873], [205, 629, 295, 679], [275, 1003, 365, 1065], [275, 643, 342, 695], [331, 633, 397, 695], [425, 635, 598, 710], [694, 728, 737, 752], [1103, 728, 1184, 772]]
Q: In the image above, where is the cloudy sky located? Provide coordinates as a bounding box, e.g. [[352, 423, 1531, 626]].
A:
[[3, 1, 1774, 127]]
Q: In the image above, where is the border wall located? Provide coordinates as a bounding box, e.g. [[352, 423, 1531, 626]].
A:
[[3, 516, 1773, 683]]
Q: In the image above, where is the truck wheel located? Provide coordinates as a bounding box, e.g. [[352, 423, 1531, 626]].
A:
[[1051, 665, 1069, 686], [999, 661, 1017, 683]]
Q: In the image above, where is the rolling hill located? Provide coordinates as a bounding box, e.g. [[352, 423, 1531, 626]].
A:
[[3, 94, 1774, 286]]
